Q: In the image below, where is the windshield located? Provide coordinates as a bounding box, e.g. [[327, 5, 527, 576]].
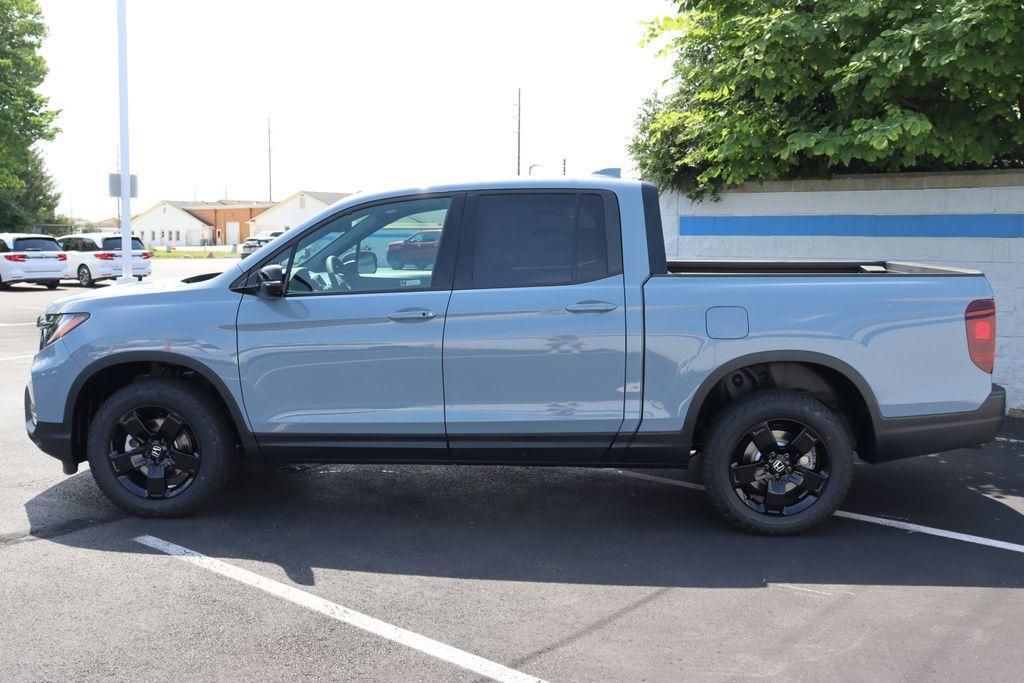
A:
[[101, 237, 146, 250], [13, 237, 61, 252]]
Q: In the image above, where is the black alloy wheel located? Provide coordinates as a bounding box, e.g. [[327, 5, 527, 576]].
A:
[[728, 418, 830, 516], [107, 406, 201, 499], [87, 377, 235, 517], [702, 389, 854, 535]]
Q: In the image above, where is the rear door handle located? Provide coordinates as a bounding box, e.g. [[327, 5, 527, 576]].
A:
[[565, 301, 617, 314], [387, 308, 437, 322]]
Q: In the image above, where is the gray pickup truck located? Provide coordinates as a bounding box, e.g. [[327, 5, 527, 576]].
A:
[[26, 178, 1004, 534]]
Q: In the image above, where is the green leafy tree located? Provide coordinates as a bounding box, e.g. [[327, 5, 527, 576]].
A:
[[631, 0, 1024, 198], [0, 0, 59, 227]]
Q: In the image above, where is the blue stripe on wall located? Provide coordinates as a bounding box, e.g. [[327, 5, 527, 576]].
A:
[[680, 214, 1024, 237]]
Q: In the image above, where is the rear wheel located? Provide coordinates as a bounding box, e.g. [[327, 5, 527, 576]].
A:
[[87, 377, 236, 517], [44, 280, 58, 290], [701, 390, 854, 535], [387, 253, 404, 270], [78, 265, 94, 287]]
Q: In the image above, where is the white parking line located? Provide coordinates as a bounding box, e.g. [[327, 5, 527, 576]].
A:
[[0, 322, 37, 326], [996, 436, 1024, 445], [0, 354, 34, 361], [612, 470, 1024, 555], [134, 535, 547, 683]]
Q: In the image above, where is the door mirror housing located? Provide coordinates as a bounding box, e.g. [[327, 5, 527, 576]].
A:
[[258, 263, 285, 297], [357, 251, 377, 275]]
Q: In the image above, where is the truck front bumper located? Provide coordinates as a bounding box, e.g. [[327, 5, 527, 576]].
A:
[[25, 385, 77, 474], [871, 384, 1006, 463]]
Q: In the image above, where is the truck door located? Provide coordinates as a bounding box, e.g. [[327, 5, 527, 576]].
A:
[[235, 194, 463, 460], [442, 191, 626, 461]]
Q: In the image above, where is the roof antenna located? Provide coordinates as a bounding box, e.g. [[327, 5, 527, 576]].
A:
[[592, 167, 621, 178]]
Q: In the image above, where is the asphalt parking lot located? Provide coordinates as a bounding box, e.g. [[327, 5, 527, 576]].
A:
[[1, 259, 1023, 681]]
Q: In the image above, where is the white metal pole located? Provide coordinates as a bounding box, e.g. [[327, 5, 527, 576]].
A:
[[116, 0, 134, 284]]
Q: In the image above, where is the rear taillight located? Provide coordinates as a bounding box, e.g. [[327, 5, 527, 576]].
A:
[[142, 251, 151, 259], [57, 253, 67, 261], [3, 254, 26, 262], [94, 252, 116, 260], [965, 298, 996, 374]]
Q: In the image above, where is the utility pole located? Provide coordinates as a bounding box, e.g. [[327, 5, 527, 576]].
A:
[[515, 88, 521, 176], [115, 0, 134, 284], [267, 117, 273, 202], [562, 158, 567, 176]]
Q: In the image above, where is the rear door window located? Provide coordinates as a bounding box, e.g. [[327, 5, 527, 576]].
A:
[[13, 237, 61, 252], [466, 193, 616, 289]]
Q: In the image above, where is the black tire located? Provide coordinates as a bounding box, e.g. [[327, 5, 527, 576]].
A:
[[387, 253, 404, 270], [87, 377, 236, 517], [0, 276, 8, 290], [78, 265, 94, 287], [44, 281, 58, 289], [702, 389, 854, 535]]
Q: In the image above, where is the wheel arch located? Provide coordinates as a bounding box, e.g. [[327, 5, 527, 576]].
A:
[[64, 351, 259, 465], [681, 351, 883, 463]]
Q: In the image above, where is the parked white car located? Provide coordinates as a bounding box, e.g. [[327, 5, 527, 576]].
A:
[[57, 234, 152, 287], [240, 230, 285, 259], [0, 233, 68, 289]]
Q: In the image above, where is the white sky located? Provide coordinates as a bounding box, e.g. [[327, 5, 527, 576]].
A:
[[37, 0, 672, 221]]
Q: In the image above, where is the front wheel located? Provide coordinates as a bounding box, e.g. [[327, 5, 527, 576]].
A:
[[44, 280, 59, 290], [701, 389, 854, 535], [387, 253, 404, 270], [87, 377, 236, 517]]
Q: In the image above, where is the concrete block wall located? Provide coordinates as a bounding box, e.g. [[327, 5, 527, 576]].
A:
[[659, 170, 1024, 412]]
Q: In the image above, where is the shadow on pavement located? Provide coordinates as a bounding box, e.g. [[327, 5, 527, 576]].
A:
[[24, 435, 1024, 590]]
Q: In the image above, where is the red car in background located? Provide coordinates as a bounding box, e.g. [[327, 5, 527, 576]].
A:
[[386, 228, 442, 270]]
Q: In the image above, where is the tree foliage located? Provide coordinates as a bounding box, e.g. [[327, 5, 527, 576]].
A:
[[0, 0, 59, 227], [630, 0, 1024, 198]]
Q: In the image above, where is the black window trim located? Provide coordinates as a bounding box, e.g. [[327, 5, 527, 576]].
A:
[[232, 191, 466, 297], [453, 189, 623, 291]]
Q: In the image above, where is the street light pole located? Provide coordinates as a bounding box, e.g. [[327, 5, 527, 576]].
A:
[[115, 0, 134, 284]]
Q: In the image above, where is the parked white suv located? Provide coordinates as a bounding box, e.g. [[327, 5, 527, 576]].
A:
[[0, 233, 68, 289], [57, 234, 152, 286], [240, 230, 285, 259]]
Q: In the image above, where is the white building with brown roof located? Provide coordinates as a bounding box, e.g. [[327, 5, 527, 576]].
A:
[[133, 200, 275, 247], [247, 190, 350, 235]]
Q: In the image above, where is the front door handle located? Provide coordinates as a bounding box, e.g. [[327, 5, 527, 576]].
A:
[[565, 301, 617, 314], [387, 308, 437, 322]]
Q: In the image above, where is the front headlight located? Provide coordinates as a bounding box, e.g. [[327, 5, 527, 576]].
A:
[[37, 312, 89, 350]]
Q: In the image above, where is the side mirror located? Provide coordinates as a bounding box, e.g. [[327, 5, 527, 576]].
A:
[[357, 251, 377, 275], [258, 263, 285, 297]]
